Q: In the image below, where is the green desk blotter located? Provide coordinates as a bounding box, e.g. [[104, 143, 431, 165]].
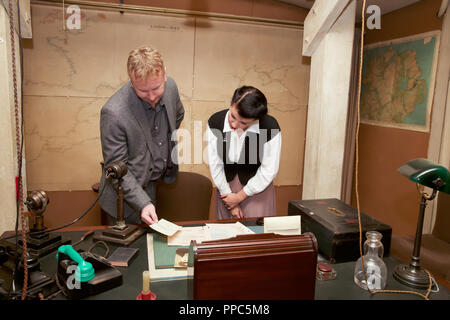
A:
[[152, 233, 189, 269], [248, 225, 264, 234], [152, 225, 264, 269]]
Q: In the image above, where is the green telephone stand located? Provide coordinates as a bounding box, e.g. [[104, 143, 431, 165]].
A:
[[56, 244, 122, 299]]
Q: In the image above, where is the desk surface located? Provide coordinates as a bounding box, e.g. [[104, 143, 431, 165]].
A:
[[1, 220, 449, 301]]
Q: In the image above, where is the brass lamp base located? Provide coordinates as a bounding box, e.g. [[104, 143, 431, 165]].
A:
[[393, 264, 431, 289]]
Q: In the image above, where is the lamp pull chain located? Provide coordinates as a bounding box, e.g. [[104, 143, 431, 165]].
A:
[[417, 183, 438, 201]]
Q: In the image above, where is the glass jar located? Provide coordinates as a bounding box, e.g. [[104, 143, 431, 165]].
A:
[[316, 262, 337, 280], [354, 231, 387, 290]]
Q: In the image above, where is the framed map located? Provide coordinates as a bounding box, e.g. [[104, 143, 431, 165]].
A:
[[360, 31, 440, 132]]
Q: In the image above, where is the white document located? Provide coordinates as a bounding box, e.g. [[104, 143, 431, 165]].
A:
[[167, 226, 211, 246], [150, 219, 182, 237], [206, 222, 254, 241], [263, 215, 301, 235]]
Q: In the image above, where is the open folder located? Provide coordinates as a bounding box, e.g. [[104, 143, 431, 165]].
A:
[[263, 215, 301, 235]]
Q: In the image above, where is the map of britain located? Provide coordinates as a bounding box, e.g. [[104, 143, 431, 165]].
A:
[[360, 32, 440, 131]]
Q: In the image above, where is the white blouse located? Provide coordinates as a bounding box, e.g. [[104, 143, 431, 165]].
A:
[[206, 110, 282, 197]]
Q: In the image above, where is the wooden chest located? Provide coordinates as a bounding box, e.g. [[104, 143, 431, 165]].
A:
[[192, 232, 318, 300], [288, 198, 392, 263]]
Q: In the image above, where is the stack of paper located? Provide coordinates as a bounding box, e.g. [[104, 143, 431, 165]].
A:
[[206, 222, 254, 240], [166, 222, 255, 246], [263, 215, 301, 235], [167, 226, 210, 246]]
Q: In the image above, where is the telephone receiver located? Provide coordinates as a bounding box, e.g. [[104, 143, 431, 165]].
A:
[[56, 245, 95, 283], [56, 244, 122, 299]]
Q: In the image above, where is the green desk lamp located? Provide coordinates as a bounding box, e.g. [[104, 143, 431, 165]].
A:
[[393, 158, 450, 289]]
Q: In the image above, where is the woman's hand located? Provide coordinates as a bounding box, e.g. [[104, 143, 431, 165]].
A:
[[220, 189, 248, 210], [229, 205, 244, 219], [220, 193, 241, 209]]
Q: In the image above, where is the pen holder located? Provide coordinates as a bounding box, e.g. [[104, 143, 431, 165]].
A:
[[136, 291, 157, 300]]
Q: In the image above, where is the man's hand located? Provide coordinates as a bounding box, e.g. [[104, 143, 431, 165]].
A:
[[229, 205, 244, 219], [141, 203, 159, 225]]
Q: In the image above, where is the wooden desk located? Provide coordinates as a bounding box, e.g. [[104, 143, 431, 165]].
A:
[[1, 219, 449, 301]]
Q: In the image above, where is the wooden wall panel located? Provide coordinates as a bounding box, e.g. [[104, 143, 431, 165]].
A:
[[352, 0, 444, 237]]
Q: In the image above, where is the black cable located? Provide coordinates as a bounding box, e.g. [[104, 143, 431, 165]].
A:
[[7, 0, 25, 301], [87, 240, 110, 259], [3, 183, 105, 300], [40, 183, 106, 233], [2, 183, 106, 242]]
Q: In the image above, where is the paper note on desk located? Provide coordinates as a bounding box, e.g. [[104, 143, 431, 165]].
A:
[[263, 215, 301, 235], [206, 222, 254, 241], [150, 219, 182, 237], [167, 226, 211, 246]]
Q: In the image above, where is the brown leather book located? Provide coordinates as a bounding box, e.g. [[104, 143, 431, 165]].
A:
[[107, 247, 139, 267]]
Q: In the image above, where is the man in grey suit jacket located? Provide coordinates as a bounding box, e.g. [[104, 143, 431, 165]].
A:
[[99, 46, 184, 225]]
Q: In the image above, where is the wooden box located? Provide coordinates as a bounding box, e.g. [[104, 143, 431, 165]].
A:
[[288, 198, 392, 263], [192, 232, 318, 300]]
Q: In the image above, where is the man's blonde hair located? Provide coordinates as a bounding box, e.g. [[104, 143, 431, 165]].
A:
[[127, 46, 165, 79]]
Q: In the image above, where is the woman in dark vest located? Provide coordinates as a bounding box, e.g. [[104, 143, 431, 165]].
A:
[[206, 85, 282, 219]]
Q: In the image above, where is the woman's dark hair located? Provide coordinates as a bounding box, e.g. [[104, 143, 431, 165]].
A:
[[231, 86, 268, 119]]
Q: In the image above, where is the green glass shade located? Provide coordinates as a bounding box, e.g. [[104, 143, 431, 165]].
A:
[[398, 158, 450, 194]]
